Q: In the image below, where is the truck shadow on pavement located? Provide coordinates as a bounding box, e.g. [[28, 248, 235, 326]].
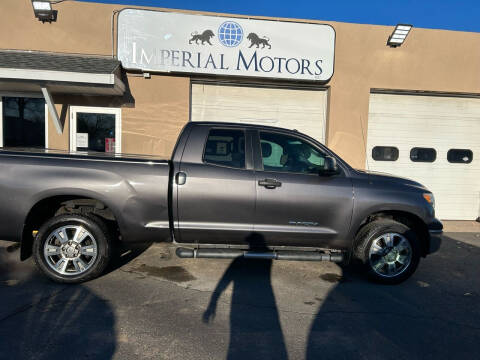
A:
[[104, 241, 153, 276], [202, 234, 480, 360], [0, 243, 117, 360], [306, 234, 480, 360]]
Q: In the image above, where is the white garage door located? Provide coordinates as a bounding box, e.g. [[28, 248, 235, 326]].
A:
[[367, 93, 480, 220], [191, 83, 327, 143]]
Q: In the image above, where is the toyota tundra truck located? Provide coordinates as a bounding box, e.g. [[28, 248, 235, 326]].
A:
[[0, 122, 443, 284]]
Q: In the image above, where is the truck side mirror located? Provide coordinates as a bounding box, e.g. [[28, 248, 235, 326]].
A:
[[321, 156, 340, 176]]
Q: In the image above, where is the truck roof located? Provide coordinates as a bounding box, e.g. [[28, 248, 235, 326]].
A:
[[191, 121, 300, 133]]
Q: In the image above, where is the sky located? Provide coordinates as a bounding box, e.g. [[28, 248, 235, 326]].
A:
[[80, 0, 480, 33]]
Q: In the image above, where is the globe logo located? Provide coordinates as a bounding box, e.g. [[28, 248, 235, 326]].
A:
[[218, 21, 243, 47]]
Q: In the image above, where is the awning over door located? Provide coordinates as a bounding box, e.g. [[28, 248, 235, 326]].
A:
[[0, 50, 126, 133], [0, 50, 125, 95]]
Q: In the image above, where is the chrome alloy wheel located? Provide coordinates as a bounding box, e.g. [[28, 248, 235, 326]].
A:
[[368, 232, 412, 278], [43, 225, 98, 276]]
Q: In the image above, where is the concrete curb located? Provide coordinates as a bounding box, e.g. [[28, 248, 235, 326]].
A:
[[442, 220, 480, 233]]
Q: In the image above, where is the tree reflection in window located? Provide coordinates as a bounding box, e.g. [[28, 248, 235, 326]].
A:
[[76, 112, 116, 152], [3, 97, 45, 148]]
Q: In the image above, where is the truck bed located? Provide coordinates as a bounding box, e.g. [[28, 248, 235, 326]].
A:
[[0, 148, 172, 244]]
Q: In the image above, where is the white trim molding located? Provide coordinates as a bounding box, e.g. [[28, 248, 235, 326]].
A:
[[0, 69, 125, 96], [44, 103, 49, 149], [0, 68, 115, 85], [0, 99, 3, 148], [70, 106, 122, 154], [41, 87, 62, 135]]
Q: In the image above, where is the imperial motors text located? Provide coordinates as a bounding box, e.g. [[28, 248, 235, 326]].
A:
[[131, 43, 324, 76]]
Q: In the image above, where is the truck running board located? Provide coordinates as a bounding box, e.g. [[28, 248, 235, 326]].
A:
[[175, 247, 344, 262]]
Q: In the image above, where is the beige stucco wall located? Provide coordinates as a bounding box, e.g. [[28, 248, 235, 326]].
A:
[[1, 0, 480, 165], [121, 75, 190, 156], [47, 103, 69, 150]]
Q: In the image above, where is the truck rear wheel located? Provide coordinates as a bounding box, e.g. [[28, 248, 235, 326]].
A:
[[354, 219, 420, 284], [33, 214, 112, 283]]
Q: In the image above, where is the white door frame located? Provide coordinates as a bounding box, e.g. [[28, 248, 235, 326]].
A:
[[0, 92, 48, 148], [69, 106, 122, 153]]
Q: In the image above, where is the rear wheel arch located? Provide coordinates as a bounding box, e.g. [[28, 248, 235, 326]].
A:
[[21, 195, 120, 261]]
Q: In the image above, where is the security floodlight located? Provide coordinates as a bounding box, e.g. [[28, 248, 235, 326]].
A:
[[387, 24, 413, 47], [31, 1, 58, 23]]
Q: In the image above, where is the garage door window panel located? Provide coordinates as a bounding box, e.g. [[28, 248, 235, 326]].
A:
[[447, 149, 473, 164], [372, 146, 399, 161], [410, 147, 436, 163], [203, 129, 246, 169]]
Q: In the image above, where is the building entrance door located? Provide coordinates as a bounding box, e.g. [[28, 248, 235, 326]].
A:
[[70, 106, 121, 153]]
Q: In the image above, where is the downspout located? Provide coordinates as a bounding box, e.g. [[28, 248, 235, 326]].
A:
[[111, 10, 120, 58]]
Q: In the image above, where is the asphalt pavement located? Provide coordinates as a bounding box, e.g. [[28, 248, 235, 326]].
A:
[[0, 232, 479, 360]]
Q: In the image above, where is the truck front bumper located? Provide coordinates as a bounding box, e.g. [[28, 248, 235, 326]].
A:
[[427, 219, 443, 254]]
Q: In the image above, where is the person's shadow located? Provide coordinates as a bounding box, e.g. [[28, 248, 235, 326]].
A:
[[203, 234, 288, 360]]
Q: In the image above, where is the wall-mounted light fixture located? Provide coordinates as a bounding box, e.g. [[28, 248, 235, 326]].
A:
[[387, 24, 413, 47], [31, 0, 59, 23]]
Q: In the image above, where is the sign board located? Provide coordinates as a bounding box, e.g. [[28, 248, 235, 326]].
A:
[[105, 138, 115, 153], [76, 133, 88, 148], [117, 9, 335, 81]]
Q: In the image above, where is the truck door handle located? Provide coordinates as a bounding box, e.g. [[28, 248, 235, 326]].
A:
[[258, 178, 282, 189], [176, 172, 187, 185]]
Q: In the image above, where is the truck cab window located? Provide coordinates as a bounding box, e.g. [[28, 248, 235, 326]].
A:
[[203, 128, 245, 169], [260, 131, 326, 175]]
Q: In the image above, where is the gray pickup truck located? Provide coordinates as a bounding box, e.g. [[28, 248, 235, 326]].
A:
[[0, 122, 442, 284]]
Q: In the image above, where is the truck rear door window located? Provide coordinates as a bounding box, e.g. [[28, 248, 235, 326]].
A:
[[203, 129, 245, 169]]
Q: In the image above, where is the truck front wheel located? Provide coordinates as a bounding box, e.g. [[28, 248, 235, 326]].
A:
[[354, 219, 421, 284], [33, 214, 112, 283]]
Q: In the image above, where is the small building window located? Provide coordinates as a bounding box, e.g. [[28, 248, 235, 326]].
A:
[[372, 146, 399, 161], [410, 147, 436, 162], [2, 96, 46, 148], [203, 128, 245, 169], [447, 149, 473, 164]]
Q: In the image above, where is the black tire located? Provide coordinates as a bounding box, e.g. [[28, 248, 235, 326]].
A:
[[354, 219, 420, 284], [33, 214, 112, 284]]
